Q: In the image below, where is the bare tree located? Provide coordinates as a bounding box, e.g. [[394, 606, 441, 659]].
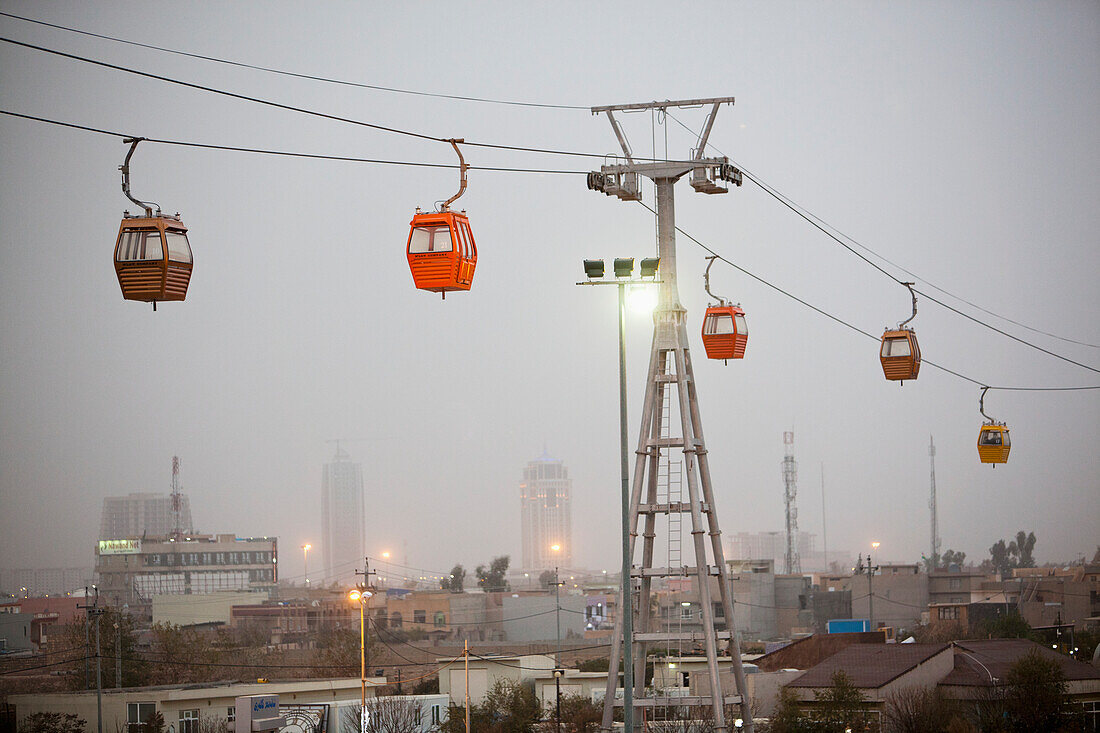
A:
[[342, 697, 430, 733], [883, 686, 960, 733]]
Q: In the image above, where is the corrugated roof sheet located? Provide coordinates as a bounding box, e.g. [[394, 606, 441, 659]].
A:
[[943, 639, 1100, 686], [787, 643, 949, 689]]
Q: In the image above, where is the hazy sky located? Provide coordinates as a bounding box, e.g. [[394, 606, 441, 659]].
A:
[[1, 2, 1097, 584]]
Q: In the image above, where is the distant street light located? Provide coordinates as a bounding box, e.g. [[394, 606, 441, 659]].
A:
[[302, 544, 312, 588]]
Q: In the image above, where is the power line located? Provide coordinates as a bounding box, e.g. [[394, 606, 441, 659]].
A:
[[665, 111, 1100, 353], [0, 11, 589, 111]]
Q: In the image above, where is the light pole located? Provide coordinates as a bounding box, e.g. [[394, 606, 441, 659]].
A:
[[551, 544, 563, 733], [348, 584, 373, 730], [578, 256, 660, 732], [302, 543, 311, 589], [857, 542, 880, 630]]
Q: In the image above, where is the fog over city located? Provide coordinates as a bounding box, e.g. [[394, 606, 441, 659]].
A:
[[1, 2, 1098, 583]]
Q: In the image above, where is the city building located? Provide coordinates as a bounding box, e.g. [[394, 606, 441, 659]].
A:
[[0, 567, 92, 597], [320, 447, 364, 584], [95, 534, 277, 616], [729, 531, 816, 570], [100, 492, 193, 539], [0, 595, 82, 651], [519, 450, 573, 571]]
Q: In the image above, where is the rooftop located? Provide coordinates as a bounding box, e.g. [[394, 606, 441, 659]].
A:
[[787, 643, 949, 689], [943, 639, 1100, 687]]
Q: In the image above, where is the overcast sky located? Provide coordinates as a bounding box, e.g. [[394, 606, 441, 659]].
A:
[[1, 1, 1097, 585]]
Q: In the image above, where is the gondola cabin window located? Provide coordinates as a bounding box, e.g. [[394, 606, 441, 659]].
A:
[[881, 336, 911, 357], [980, 429, 1009, 446], [703, 312, 735, 334], [116, 229, 164, 261], [165, 230, 192, 262], [409, 224, 454, 253]]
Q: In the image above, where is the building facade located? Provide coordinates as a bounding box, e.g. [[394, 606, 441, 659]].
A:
[[100, 492, 193, 539], [0, 567, 92, 596], [94, 534, 276, 616], [321, 447, 365, 584], [729, 531, 816, 569], [520, 451, 573, 571]]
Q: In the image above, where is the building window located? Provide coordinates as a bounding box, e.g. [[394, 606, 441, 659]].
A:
[[414, 610, 426, 625], [178, 710, 199, 733], [434, 611, 446, 627], [431, 705, 441, 724], [391, 612, 403, 629], [949, 578, 961, 590], [680, 605, 693, 620], [938, 606, 959, 621], [127, 703, 156, 733], [226, 707, 235, 724]]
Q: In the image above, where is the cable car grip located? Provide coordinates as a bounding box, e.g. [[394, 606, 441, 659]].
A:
[[440, 138, 468, 211], [119, 137, 160, 218], [898, 282, 917, 329]]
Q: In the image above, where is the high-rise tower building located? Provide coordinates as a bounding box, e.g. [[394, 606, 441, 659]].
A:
[[100, 492, 192, 539], [520, 451, 573, 571], [321, 446, 364, 584]]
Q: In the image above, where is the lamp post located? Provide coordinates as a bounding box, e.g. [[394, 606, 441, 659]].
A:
[[348, 585, 373, 730], [302, 543, 312, 589], [551, 543, 563, 733], [578, 256, 660, 732]]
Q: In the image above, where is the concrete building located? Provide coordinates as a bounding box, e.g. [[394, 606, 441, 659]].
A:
[[0, 596, 82, 651], [7, 678, 388, 733], [729, 531, 815, 569], [151, 591, 270, 627], [320, 447, 364, 584], [438, 653, 556, 705], [928, 567, 994, 605], [95, 534, 277, 617], [502, 593, 587, 642], [100, 492, 192, 539], [0, 567, 93, 596], [845, 563, 928, 633], [0, 613, 32, 653], [520, 450, 573, 571]]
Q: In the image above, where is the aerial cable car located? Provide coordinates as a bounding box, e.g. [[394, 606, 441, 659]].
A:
[[977, 387, 1011, 466], [880, 282, 921, 383], [700, 255, 747, 363], [113, 138, 193, 310], [406, 138, 477, 298]]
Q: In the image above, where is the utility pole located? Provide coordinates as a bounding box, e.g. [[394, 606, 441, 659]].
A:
[[79, 587, 104, 733], [353, 558, 376, 718], [857, 548, 880, 630], [820, 463, 828, 573], [588, 96, 753, 733], [114, 619, 121, 688]]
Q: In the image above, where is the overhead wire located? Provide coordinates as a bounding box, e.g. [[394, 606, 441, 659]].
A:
[[0, 110, 585, 176], [637, 201, 1099, 392], [0, 37, 688, 164], [0, 11, 589, 111], [665, 111, 1100, 358]]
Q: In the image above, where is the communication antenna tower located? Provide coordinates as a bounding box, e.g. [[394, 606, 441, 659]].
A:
[[782, 433, 801, 576], [170, 456, 183, 540], [929, 435, 940, 569], [588, 97, 752, 733]]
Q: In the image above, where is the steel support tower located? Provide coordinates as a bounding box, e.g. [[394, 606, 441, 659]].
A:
[[170, 456, 183, 540], [589, 97, 753, 733], [782, 432, 801, 576]]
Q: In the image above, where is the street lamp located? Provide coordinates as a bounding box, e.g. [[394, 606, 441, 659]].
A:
[[858, 542, 881, 631], [550, 543, 564, 733], [348, 584, 374, 727], [577, 256, 660, 732], [301, 544, 312, 589]]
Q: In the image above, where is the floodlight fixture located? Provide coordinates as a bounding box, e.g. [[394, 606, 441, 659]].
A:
[[614, 258, 634, 278], [639, 257, 660, 278], [584, 259, 605, 279]]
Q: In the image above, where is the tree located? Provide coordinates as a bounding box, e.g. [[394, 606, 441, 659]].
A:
[[1002, 649, 1079, 731], [18, 713, 87, 733], [441, 564, 466, 592], [539, 569, 557, 589], [1011, 531, 1036, 568], [767, 688, 817, 733], [439, 679, 539, 732], [989, 531, 1037, 578], [476, 556, 511, 592], [989, 539, 1014, 578], [884, 686, 962, 733], [976, 612, 1032, 640], [342, 697, 425, 733], [558, 693, 601, 732], [812, 671, 870, 732], [941, 549, 967, 568]]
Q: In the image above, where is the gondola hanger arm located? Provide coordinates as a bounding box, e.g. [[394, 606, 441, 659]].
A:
[[979, 386, 995, 423], [898, 282, 917, 329], [703, 255, 727, 305], [440, 138, 468, 211], [120, 137, 160, 217]]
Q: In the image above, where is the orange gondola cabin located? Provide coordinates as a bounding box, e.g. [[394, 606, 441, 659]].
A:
[[113, 213, 193, 307], [977, 423, 1011, 465], [880, 328, 920, 382], [406, 209, 477, 296], [701, 304, 748, 361]]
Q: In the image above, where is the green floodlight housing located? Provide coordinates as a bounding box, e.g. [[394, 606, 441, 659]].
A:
[[614, 258, 634, 278], [639, 257, 660, 278], [584, 259, 605, 279]]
